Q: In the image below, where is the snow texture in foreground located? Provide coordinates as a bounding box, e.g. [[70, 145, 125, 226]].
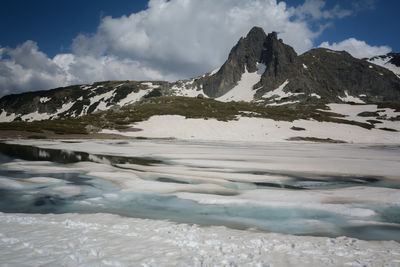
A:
[[1, 212, 399, 267]]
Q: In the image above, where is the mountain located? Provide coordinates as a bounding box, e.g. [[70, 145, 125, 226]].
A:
[[1, 27, 400, 122]]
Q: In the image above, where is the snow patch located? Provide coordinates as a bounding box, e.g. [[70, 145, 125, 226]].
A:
[[39, 97, 51, 103], [141, 82, 158, 89], [262, 80, 304, 101], [21, 111, 51, 122], [338, 91, 365, 104], [81, 85, 92, 90], [0, 110, 17, 122], [117, 89, 152, 106], [19, 102, 75, 122], [310, 93, 321, 99], [326, 103, 400, 131], [216, 63, 265, 102], [266, 100, 300, 106], [171, 79, 206, 98], [88, 90, 116, 112]]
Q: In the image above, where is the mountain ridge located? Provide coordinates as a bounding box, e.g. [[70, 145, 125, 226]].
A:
[[1, 26, 399, 122]]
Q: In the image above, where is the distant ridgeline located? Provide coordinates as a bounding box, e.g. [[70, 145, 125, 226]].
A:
[[1, 26, 400, 122]]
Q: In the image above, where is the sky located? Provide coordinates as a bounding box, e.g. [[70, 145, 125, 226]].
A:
[[0, 0, 399, 97]]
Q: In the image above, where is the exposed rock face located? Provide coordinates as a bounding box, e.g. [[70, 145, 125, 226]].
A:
[[299, 49, 400, 102], [256, 32, 299, 91], [388, 53, 400, 67]]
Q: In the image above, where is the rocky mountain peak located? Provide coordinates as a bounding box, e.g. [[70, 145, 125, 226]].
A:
[[199, 27, 298, 98]]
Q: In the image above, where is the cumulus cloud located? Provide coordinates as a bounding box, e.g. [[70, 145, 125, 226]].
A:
[[0, 41, 166, 96], [292, 0, 352, 20], [0, 0, 387, 97], [319, 38, 392, 58]]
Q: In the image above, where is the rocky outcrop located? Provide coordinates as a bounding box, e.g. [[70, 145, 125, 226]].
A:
[[198, 27, 267, 97]]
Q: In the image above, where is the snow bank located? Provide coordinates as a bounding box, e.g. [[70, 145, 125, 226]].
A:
[[0, 212, 398, 266]]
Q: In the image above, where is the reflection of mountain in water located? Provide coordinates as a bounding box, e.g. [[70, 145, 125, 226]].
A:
[[0, 142, 162, 165]]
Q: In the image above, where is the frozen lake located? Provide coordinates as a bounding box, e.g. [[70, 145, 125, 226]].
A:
[[0, 139, 399, 242]]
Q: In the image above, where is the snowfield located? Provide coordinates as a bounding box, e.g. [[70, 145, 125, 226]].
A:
[[100, 106, 400, 143], [1, 212, 399, 266]]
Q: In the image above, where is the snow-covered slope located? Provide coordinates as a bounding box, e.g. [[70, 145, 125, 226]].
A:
[[367, 53, 400, 78]]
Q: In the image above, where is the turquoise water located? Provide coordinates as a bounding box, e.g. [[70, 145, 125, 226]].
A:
[[0, 141, 399, 241]]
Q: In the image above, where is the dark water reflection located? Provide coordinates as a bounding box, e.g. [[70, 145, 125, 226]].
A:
[[0, 142, 162, 165]]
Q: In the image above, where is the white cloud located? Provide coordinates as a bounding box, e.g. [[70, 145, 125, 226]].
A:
[[0, 0, 385, 97], [292, 0, 352, 20], [319, 38, 392, 58], [0, 41, 166, 96]]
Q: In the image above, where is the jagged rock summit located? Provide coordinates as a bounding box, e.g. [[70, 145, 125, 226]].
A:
[[1, 26, 400, 122], [198, 27, 299, 98]]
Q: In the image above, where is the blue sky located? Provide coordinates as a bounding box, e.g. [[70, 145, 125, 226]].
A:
[[0, 0, 399, 96]]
